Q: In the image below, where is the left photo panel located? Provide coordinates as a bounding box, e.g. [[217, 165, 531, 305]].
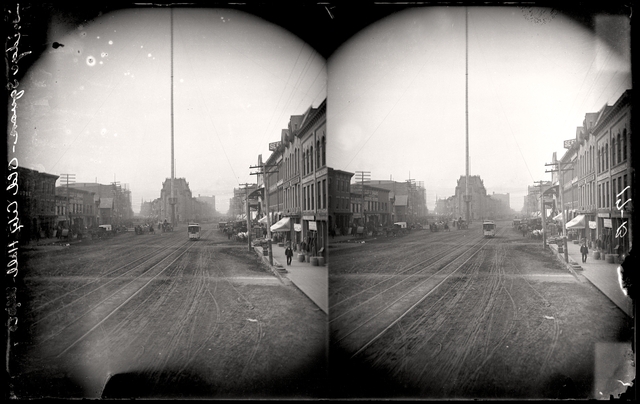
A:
[[5, 3, 329, 399]]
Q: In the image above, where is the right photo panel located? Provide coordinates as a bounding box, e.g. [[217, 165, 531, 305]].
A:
[[327, 5, 634, 400]]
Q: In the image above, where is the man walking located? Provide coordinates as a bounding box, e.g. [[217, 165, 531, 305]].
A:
[[285, 243, 293, 265], [580, 242, 589, 263]]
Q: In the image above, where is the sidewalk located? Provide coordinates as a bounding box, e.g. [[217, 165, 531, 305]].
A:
[[255, 242, 327, 315], [549, 240, 633, 318]]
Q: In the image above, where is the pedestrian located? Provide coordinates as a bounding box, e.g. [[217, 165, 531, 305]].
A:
[[580, 242, 588, 263], [285, 243, 293, 265]]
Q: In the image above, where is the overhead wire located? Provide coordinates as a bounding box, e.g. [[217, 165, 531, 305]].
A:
[[254, 41, 305, 156], [343, 18, 449, 171], [174, 9, 240, 183], [470, 10, 535, 183]]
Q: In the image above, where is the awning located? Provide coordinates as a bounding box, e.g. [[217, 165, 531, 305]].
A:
[[552, 213, 563, 221], [258, 216, 268, 224], [270, 217, 291, 232], [566, 214, 586, 229]]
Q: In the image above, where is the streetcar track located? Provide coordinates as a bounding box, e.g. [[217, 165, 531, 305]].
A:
[[329, 234, 488, 323], [48, 239, 198, 352], [339, 235, 496, 358], [29, 238, 192, 326], [24, 233, 185, 311]]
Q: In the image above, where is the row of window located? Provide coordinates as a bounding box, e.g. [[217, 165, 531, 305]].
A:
[[302, 179, 327, 211], [596, 174, 629, 209], [336, 178, 350, 193], [576, 129, 628, 179], [55, 203, 95, 215], [598, 129, 627, 174], [348, 200, 389, 213], [282, 135, 327, 181]]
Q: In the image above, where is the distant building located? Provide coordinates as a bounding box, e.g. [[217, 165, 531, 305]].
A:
[[13, 166, 59, 241], [368, 180, 428, 224], [491, 192, 510, 209], [454, 175, 487, 221], [73, 182, 134, 223], [328, 168, 354, 236], [351, 183, 392, 229], [160, 177, 193, 225], [55, 186, 98, 229]]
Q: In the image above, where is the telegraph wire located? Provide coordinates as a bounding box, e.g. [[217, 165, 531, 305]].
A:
[[343, 22, 448, 170], [470, 12, 534, 183], [175, 11, 240, 183], [254, 41, 305, 156]]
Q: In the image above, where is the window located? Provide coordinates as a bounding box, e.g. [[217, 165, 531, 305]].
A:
[[617, 133, 622, 165], [322, 179, 326, 209], [322, 136, 326, 166], [605, 144, 609, 169], [622, 129, 627, 161], [612, 137, 616, 166], [597, 148, 601, 173], [624, 175, 628, 203]]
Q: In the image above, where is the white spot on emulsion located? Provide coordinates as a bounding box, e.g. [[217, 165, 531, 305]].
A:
[[108, 40, 113, 45], [114, 133, 118, 137], [97, 36, 100, 39], [179, 78, 184, 83], [101, 52, 108, 57], [86, 56, 96, 66], [79, 85, 85, 91], [101, 128, 107, 135], [148, 53, 152, 58], [80, 31, 87, 37], [99, 61, 103, 65]]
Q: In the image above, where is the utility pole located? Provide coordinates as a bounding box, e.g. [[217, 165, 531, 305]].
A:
[[546, 161, 573, 263], [406, 177, 415, 225], [239, 183, 255, 252], [534, 180, 548, 249], [464, 7, 472, 225], [111, 180, 121, 228], [169, 7, 177, 230], [355, 171, 370, 233], [251, 162, 278, 266], [60, 174, 76, 231]]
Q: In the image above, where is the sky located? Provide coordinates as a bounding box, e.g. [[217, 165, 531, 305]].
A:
[[15, 6, 326, 213], [328, 6, 631, 212]]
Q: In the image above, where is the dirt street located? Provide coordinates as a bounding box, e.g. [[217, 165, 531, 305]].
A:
[[328, 220, 633, 399], [9, 224, 327, 399]]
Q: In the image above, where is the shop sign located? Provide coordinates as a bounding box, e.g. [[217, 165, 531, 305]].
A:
[[309, 221, 317, 231], [563, 139, 576, 149], [597, 212, 610, 218], [589, 221, 596, 229], [268, 141, 281, 151], [303, 215, 315, 221], [603, 218, 612, 228]]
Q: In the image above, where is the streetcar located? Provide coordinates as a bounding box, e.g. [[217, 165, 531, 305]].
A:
[[188, 223, 201, 240], [483, 220, 496, 238]]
